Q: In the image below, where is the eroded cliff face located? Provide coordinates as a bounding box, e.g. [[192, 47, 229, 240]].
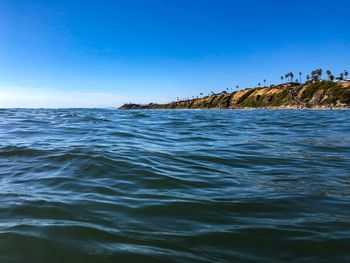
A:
[[119, 81, 350, 109]]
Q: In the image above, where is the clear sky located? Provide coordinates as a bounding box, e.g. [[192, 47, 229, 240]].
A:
[[0, 0, 349, 108]]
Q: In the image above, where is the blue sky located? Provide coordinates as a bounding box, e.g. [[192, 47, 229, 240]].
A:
[[0, 0, 349, 107]]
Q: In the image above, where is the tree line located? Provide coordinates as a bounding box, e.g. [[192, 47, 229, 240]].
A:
[[175, 69, 348, 102], [282, 69, 348, 83]]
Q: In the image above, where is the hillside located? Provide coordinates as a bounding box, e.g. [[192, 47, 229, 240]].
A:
[[119, 81, 350, 110]]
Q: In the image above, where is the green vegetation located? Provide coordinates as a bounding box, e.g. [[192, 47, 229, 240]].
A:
[[236, 89, 256, 105], [119, 68, 350, 110]]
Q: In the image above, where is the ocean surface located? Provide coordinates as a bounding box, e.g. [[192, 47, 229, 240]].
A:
[[0, 109, 349, 262]]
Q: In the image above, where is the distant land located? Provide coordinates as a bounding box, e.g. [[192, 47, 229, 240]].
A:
[[120, 70, 350, 110]]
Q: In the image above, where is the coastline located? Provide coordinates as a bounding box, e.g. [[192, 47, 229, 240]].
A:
[[118, 107, 350, 110], [119, 81, 350, 110]]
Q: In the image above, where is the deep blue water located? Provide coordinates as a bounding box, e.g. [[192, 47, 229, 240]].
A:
[[0, 109, 349, 262]]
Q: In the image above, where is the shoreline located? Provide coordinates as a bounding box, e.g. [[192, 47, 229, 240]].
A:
[[119, 107, 350, 110], [119, 81, 350, 110]]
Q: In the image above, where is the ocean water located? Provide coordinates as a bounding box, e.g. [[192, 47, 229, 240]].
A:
[[0, 109, 349, 262]]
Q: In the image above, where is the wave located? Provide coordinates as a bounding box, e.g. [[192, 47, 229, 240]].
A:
[[0, 109, 349, 261]]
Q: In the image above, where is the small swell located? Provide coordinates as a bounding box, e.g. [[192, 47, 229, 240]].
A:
[[0, 109, 349, 261]]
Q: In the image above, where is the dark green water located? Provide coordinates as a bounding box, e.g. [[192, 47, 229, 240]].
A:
[[0, 109, 349, 262]]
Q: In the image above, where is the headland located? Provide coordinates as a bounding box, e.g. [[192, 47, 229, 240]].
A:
[[120, 80, 350, 110]]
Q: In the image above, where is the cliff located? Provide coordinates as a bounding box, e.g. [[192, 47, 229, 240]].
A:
[[119, 81, 350, 110]]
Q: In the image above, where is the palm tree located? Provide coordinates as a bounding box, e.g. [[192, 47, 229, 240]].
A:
[[306, 75, 310, 82], [285, 73, 289, 83], [236, 85, 239, 90], [258, 82, 261, 87], [344, 70, 349, 80], [313, 70, 318, 81], [340, 72, 344, 80], [281, 76, 284, 83], [329, 75, 335, 81], [263, 79, 266, 87], [299, 72, 302, 83], [311, 69, 322, 81], [290, 72, 294, 82], [326, 70, 332, 81]]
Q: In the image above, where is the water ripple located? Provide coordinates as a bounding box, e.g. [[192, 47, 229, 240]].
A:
[[0, 109, 349, 262]]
